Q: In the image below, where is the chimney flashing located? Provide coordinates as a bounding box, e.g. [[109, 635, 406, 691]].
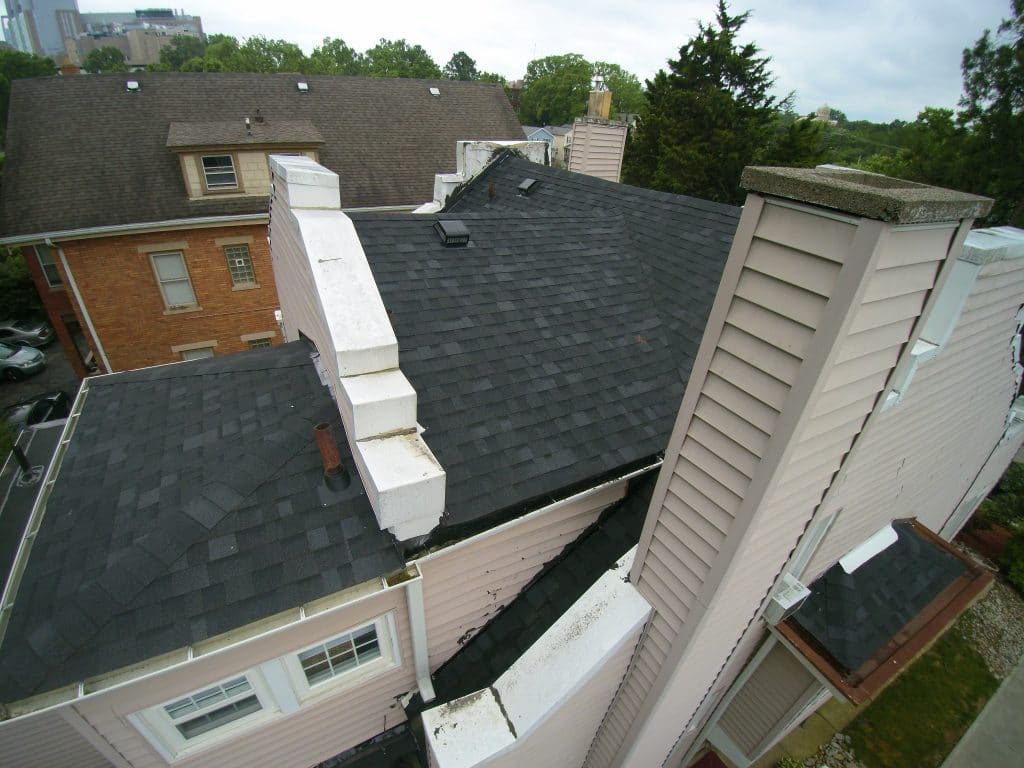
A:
[[741, 166, 992, 224]]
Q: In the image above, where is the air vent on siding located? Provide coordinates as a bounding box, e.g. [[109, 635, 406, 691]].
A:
[[434, 220, 470, 247], [518, 178, 540, 196]]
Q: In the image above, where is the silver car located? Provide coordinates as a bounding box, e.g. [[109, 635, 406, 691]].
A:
[[0, 319, 55, 348], [0, 342, 45, 381]]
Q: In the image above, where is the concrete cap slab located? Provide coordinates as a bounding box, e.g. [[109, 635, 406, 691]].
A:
[[741, 166, 992, 224]]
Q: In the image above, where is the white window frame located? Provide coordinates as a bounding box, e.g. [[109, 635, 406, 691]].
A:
[[180, 346, 215, 361], [34, 244, 63, 288], [129, 671, 277, 762], [283, 614, 400, 703], [201, 154, 238, 190], [150, 251, 198, 311]]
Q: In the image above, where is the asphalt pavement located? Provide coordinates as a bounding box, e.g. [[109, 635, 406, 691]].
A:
[[0, 340, 81, 412]]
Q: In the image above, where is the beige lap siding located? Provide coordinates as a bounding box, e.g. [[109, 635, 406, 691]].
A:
[[0, 708, 112, 768]]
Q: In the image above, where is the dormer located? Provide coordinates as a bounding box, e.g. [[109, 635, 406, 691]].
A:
[[166, 117, 324, 200]]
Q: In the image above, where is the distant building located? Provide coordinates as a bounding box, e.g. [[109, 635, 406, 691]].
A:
[[2, 0, 80, 58], [813, 102, 839, 126], [66, 8, 203, 68]]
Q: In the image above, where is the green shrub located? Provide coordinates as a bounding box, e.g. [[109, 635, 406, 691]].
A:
[[977, 462, 1024, 531], [1004, 530, 1024, 594], [775, 758, 804, 768]]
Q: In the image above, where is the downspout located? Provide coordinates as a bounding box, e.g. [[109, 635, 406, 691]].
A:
[[397, 564, 436, 703], [48, 239, 111, 374]]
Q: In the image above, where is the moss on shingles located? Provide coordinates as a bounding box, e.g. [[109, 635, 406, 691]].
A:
[[846, 620, 999, 768]]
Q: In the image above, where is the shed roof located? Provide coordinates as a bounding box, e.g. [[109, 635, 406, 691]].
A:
[[1, 73, 523, 237], [0, 342, 401, 702]]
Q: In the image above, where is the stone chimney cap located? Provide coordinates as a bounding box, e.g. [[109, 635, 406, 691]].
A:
[[741, 166, 993, 224]]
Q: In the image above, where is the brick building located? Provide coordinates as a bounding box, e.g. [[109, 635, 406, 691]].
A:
[[0, 72, 524, 376]]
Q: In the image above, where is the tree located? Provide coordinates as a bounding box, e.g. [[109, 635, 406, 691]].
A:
[[84, 46, 128, 73], [0, 49, 54, 148], [519, 54, 592, 125], [622, 1, 783, 204], [758, 112, 826, 168], [0, 248, 43, 323], [958, 0, 1024, 225], [479, 71, 506, 85], [593, 61, 645, 116], [308, 37, 364, 75], [444, 51, 479, 81], [158, 34, 206, 70], [364, 39, 441, 78], [232, 36, 307, 73]]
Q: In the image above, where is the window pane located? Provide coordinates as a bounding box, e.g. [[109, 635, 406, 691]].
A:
[[153, 253, 187, 280], [163, 279, 196, 307], [248, 338, 272, 350], [181, 347, 214, 361], [224, 244, 256, 285], [177, 695, 261, 740], [203, 155, 237, 188], [35, 244, 63, 287]]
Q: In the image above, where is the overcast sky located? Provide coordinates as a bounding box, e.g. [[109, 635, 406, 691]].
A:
[[77, 0, 1012, 122]]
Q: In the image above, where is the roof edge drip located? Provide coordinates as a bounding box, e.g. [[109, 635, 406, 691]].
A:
[[269, 155, 445, 541]]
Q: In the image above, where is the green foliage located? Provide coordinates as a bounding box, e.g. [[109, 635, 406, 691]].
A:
[[622, 1, 787, 204], [443, 51, 479, 81], [958, 0, 1024, 225], [364, 39, 441, 79], [158, 34, 206, 70], [774, 759, 804, 768], [0, 49, 55, 148], [234, 37, 306, 73], [1005, 531, 1024, 592], [308, 38, 364, 75], [0, 247, 43, 321], [84, 46, 128, 73], [519, 53, 593, 125], [845, 620, 998, 767], [759, 112, 826, 168], [593, 61, 645, 116], [479, 71, 506, 85], [976, 461, 1024, 530]]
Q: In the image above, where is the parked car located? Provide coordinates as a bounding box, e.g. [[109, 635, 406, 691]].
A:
[[3, 391, 71, 430], [0, 319, 55, 348], [0, 342, 45, 381]]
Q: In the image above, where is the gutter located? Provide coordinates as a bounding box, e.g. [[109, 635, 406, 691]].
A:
[[0, 204, 421, 247], [51, 241, 111, 374]]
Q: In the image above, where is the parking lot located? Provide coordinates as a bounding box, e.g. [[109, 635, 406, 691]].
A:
[[1, 340, 82, 412]]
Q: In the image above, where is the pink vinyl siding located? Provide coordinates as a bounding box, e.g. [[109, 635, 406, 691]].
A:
[[74, 588, 415, 768], [0, 708, 113, 768]]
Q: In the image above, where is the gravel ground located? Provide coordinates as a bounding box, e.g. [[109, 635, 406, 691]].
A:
[[796, 734, 867, 768]]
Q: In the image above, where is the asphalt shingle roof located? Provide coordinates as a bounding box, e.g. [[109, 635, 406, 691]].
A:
[[1, 73, 523, 237], [0, 342, 401, 702], [445, 153, 740, 382], [352, 211, 684, 527], [165, 118, 324, 148], [791, 520, 970, 672]]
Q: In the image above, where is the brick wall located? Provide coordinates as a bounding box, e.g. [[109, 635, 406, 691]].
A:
[[53, 223, 281, 372]]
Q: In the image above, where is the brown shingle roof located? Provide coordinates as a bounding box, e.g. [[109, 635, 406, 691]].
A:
[[1, 72, 523, 237], [166, 118, 324, 148]]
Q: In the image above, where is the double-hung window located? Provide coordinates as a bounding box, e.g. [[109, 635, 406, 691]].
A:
[[152, 251, 197, 310], [202, 154, 238, 189], [34, 244, 63, 287], [298, 624, 382, 687], [130, 672, 273, 760]]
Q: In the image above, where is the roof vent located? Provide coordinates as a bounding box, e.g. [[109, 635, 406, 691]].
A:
[[429, 86, 440, 97], [126, 80, 140, 92], [518, 178, 540, 196], [297, 81, 309, 93], [434, 220, 470, 248]]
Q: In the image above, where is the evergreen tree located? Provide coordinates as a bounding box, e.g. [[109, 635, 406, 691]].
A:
[[622, 1, 782, 204]]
